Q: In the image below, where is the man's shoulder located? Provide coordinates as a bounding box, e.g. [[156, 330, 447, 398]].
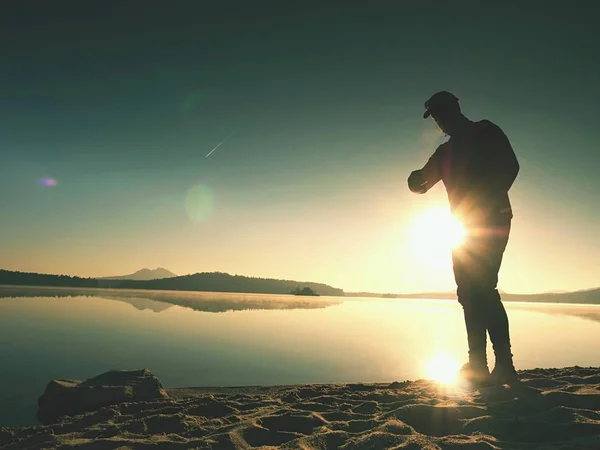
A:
[[473, 119, 504, 134], [473, 119, 508, 140], [474, 119, 501, 132]]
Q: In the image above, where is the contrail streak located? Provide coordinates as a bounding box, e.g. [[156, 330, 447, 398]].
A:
[[205, 131, 235, 158]]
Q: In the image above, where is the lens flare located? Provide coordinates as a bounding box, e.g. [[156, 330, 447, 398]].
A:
[[185, 184, 214, 224], [181, 90, 206, 114], [40, 178, 58, 187]]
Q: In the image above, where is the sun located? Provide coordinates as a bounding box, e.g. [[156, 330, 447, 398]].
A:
[[425, 352, 461, 384], [410, 207, 466, 261]]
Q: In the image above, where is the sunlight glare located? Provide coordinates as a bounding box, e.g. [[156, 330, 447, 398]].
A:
[[425, 352, 460, 384], [410, 208, 466, 263]]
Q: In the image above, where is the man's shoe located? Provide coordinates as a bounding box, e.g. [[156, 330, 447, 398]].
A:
[[488, 345, 519, 386], [487, 363, 519, 386], [457, 361, 490, 387]]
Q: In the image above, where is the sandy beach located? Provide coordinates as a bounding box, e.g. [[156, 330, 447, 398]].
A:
[[1, 366, 599, 449]]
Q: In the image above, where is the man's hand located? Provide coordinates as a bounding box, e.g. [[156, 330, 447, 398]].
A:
[[408, 170, 428, 194]]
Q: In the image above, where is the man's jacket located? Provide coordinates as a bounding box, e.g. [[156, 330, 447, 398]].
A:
[[421, 120, 519, 225]]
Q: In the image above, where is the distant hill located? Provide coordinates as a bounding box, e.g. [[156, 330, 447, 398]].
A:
[[2, 268, 598, 304], [501, 289, 600, 305], [0, 269, 344, 297], [101, 272, 344, 296], [346, 288, 600, 305], [100, 268, 177, 281]]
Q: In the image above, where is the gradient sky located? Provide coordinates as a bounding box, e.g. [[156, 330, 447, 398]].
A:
[[1, 1, 599, 294]]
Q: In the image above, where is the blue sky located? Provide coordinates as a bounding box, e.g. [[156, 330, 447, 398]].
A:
[[1, 1, 598, 293]]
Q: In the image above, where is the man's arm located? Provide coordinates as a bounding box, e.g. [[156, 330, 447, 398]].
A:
[[408, 143, 445, 194]]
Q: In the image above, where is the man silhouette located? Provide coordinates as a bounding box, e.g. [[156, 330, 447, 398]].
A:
[[408, 91, 520, 387]]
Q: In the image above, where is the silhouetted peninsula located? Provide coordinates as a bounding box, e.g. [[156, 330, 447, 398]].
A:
[[1, 269, 598, 304], [0, 269, 344, 296]]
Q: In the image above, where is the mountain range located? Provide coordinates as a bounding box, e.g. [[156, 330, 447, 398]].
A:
[[99, 268, 177, 281], [0, 268, 598, 304], [0, 269, 344, 296]]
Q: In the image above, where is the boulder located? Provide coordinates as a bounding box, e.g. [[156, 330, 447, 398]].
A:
[[37, 369, 168, 425]]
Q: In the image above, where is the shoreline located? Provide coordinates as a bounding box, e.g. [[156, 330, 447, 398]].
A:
[[2, 284, 600, 308], [2, 366, 599, 449]]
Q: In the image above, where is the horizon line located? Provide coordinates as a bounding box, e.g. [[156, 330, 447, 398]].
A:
[[1, 267, 598, 298]]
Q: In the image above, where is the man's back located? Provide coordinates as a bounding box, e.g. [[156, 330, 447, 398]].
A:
[[423, 119, 519, 224]]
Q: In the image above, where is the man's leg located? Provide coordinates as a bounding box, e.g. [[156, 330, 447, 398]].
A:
[[477, 220, 518, 384], [484, 290, 513, 363], [461, 297, 490, 371], [452, 243, 490, 384]]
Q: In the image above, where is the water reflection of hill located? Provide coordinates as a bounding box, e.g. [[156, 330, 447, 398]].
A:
[[0, 286, 343, 313], [101, 296, 173, 313]]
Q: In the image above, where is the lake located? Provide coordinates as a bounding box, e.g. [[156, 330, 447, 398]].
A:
[[1, 286, 599, 426]]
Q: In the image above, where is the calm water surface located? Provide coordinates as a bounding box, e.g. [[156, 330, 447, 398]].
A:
[[1, 286, 599, 426]]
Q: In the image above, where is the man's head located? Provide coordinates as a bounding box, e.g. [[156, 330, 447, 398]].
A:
[[423, 91, 464, 136]]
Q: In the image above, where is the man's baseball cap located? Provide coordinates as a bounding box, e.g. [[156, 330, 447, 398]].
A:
[[423, 91, 459, 118]]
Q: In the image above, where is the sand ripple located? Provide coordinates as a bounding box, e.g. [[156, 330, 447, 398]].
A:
[[1, 367, 599, 449]]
